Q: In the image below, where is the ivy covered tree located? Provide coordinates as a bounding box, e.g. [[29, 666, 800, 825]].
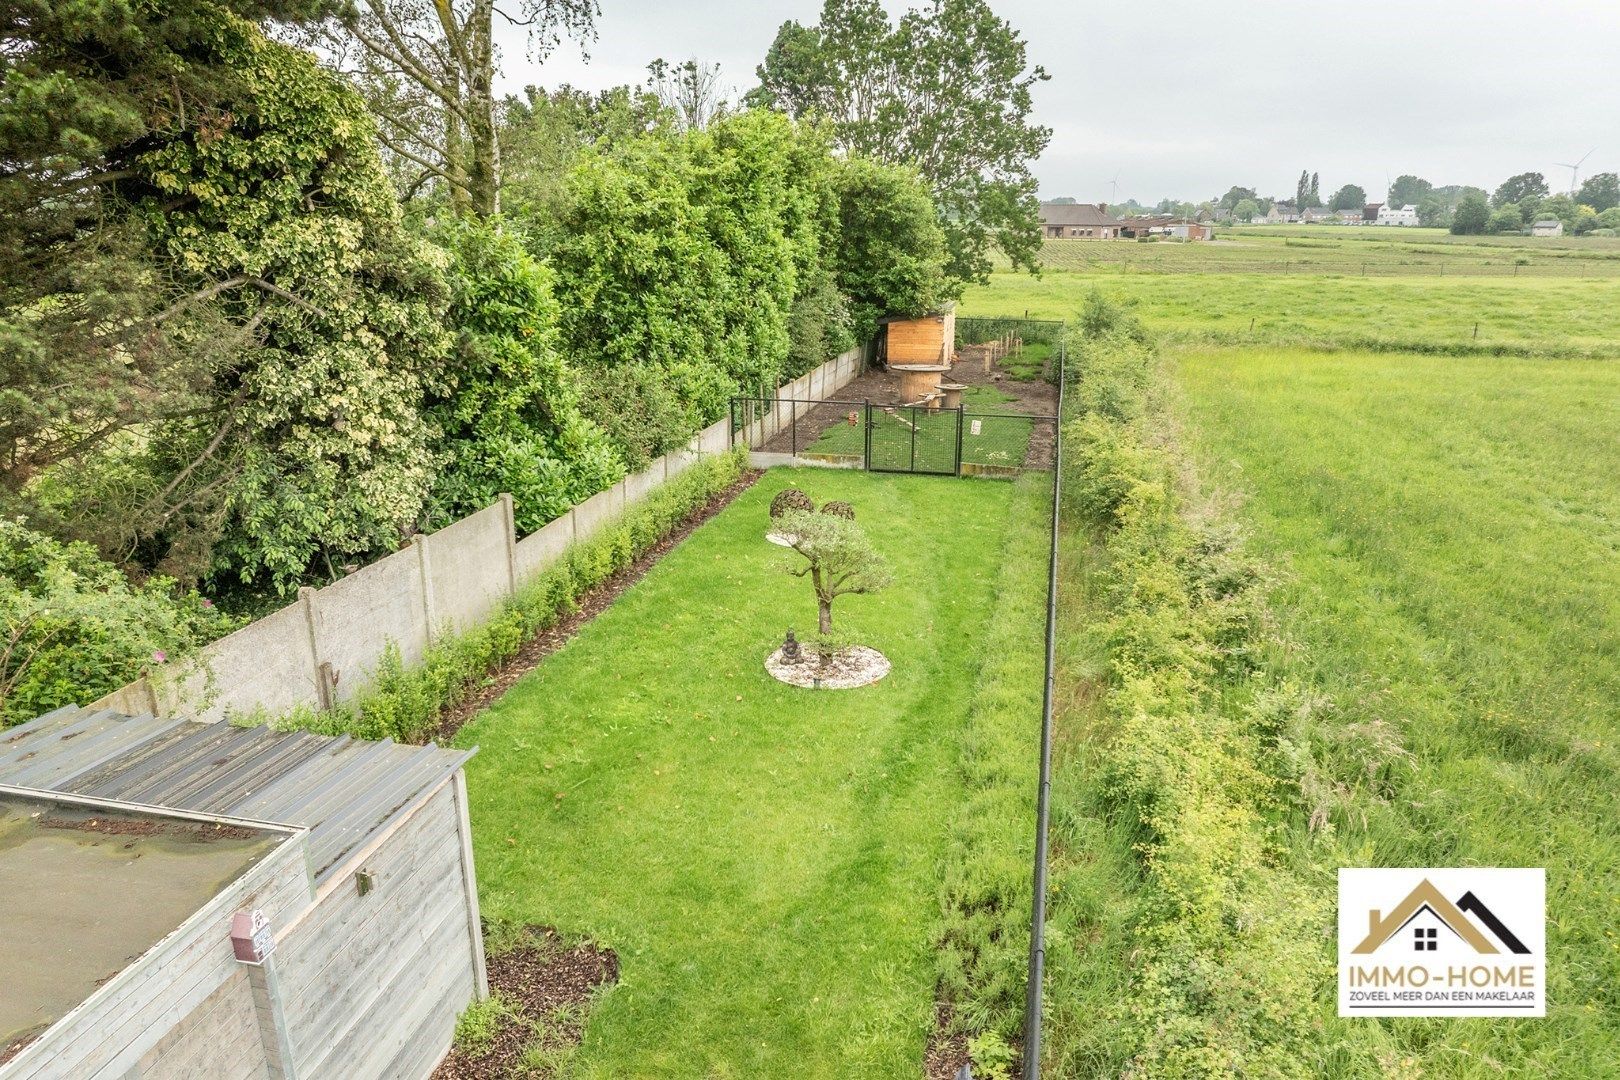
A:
[[750, 0, 1050, 285]]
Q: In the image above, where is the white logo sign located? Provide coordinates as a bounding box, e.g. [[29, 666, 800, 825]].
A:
[[1338, 868, 1544, 1017]]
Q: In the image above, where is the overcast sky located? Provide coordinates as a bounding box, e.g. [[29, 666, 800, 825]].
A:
[[495, 0, 1620, 205]]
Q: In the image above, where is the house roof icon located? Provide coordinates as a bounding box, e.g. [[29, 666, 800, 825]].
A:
[[1351, 878, 1529, 955]]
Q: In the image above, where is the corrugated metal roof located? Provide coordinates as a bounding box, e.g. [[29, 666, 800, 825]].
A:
[[0, 708, 473, 884]]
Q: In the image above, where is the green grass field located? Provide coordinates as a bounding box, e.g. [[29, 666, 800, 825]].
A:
[[1175, 347, 1620, 1073], [964, 226, 1620, 1074], [455, 469, 1045, 1076]]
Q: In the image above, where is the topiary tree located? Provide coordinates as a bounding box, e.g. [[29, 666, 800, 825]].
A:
[[819, 500, 855, 520], [770, 488, 816, 519], [777, 510, 892, 634]]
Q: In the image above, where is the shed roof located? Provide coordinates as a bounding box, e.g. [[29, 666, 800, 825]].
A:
[[0, 707, 473, 885]]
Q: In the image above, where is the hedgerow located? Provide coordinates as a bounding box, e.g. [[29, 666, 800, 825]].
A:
[[272, 450, 747, 744], [1047, 299, 1385, 1075]]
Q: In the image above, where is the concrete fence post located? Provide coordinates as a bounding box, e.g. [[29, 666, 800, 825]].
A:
[[498, 493, 518, 597], [413, 534, 438, 644], [296, 587, 331, 712]]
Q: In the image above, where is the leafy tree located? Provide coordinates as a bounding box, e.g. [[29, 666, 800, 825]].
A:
[[1295, 170, 1322, 209], [3, 0, 455, 590], [1233, 198, 1260, 223], [1598, 207, 1620, 230], [750, 0, 1050, 285], [1416, 195, 1452, 228], [1571, 204, 1600, 235], [1494, 171, 1548, 207], [831, 158, 949, 342], [309, 0, 597, 216], [777, 509, 892, 634], [1576, 172, 1620, 212], [1047, 196, 1078, 204], [425, 222, 624, 533], [1218, 186, 1257, 210], [548, 111, 855, 463], [1450, 192, 1490, 234], [1388, 175, 1432, 206], [1329, 184, 1366, 211], [499, 84, 670, 234], [1488, 204, 1524, 234]]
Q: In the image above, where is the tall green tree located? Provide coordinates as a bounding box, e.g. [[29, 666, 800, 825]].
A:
[[309, 0, 597, 216], [750, 0, 1050, 285], [1218, 186, 1257, 209], [1329, 184, 1366, 211], [1494, 172, 1548, 207], [1577, 172, 1620, 212], [1450, 191, 1490, 234], [1388, 174, 1432, 206]]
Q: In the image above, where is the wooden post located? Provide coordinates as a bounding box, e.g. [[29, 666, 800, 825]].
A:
[[246, 953, 301, 1079]]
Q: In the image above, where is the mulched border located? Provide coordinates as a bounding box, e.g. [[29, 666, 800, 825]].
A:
[[432, 925, 618, 1079], [925, 1001, 973, 1080], [432, 469, 763, 742]]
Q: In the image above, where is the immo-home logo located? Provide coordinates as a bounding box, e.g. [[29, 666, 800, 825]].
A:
[[1338, 868, 1545, 1017]]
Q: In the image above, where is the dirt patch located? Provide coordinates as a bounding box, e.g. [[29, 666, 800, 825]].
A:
[[433, 470, 762, 742], [925, 1002, 973, 1080], [759, 347, 1058, 470], [433, 925, 618, 1079], [35, 816, 260, 841]]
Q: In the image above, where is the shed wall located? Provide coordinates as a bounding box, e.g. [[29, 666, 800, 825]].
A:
[[275, 781, 477, 1079]]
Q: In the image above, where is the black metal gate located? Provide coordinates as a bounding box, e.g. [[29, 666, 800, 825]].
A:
[[862, 402, 962, 475]]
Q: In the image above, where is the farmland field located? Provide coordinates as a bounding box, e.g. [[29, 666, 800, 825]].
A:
[[965, 231, 1620, 1075], [455, 469, 1047, 1076]]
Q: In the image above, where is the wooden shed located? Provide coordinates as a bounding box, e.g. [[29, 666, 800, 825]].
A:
[[879, 307, 956, 366], [0, 706, 484, 1079]]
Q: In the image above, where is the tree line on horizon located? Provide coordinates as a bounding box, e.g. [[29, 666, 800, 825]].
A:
[[1054, 168, 1620, 235]]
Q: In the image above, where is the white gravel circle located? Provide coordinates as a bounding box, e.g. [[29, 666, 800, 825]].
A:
[[764, 645, 891, 689]]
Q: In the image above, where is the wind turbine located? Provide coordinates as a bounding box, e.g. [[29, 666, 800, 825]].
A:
[[1108, 173, 1119, 205], [1555, 149, 1596, 195]]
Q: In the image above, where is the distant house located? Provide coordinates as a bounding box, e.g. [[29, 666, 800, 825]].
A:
[[1530, 219, 1565, 237], [1299, 206, 1337, 223], [1264, 201, 1301, 224], [1362, 202, 1384, 223], [1038, 201, 1123, 239], [1376, 204, 1419, 226], [1336, 208, 1364, 224], [1120, 215, 1212, 240]]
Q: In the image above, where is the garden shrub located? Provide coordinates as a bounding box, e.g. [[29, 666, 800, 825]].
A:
[[0, 519, 235, 726], [276, 450, 746, 744]]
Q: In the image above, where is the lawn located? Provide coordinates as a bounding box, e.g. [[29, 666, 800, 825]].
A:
[[808, 385, 1036, 471], [455, 468, 1046, 1077], [962, 269, 1620, 356], [1175, 347, 1620, 1073]]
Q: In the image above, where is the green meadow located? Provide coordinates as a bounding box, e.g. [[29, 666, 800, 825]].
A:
[[964, 231, 1620, 1074]]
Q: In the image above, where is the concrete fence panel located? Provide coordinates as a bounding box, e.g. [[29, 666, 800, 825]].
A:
[[695, 419, 730, 456], [623, 459, 665, 507], [309, 545, 431, 703], [157, 598, 322, 722], [572, 482, 626, 545], [663, 447, 699, 479], [514, 513, 574, 585], [423, 500, 513, 637]]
